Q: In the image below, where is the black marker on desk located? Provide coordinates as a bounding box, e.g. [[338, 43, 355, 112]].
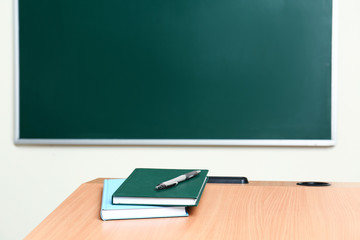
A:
[[155, 170, 201, 190]]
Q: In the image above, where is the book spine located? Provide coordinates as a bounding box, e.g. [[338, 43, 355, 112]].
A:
[[100, 179, 109, 220]]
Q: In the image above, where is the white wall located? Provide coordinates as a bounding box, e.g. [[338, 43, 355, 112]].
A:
[[1, 0, 360, 239]]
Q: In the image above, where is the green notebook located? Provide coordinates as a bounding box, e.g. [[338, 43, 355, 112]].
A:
[[101, 179, 188, 220], [112, 168, 209, 206]]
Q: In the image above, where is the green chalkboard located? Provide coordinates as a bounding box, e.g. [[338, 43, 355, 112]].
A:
[[16, 0, 334, 145]]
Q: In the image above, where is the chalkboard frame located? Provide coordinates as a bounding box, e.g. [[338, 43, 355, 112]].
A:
[[14, 0, 337, 146]]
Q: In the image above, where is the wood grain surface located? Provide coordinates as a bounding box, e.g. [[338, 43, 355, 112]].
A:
[[26, 179, 360, 240]]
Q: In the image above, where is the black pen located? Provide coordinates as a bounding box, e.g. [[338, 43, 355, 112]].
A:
[[155, 170, 201, 190]]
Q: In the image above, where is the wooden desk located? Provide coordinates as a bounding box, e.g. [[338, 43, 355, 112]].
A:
[[26, 179, 360, 240]]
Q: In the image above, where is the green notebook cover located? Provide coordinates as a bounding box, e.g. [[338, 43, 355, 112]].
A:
[[112, 168, 209, 206]]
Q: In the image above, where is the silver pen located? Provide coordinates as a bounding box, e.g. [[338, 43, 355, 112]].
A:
[[155, 170, 201, 190]]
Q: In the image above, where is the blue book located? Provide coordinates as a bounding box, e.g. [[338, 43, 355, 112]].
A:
[[101, 179, 188, 220]]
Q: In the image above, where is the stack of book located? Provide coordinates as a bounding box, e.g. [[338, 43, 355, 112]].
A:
[[101, 168, 209, 220]]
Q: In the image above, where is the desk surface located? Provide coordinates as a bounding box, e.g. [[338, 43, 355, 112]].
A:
[[26, 179, 360, 240]]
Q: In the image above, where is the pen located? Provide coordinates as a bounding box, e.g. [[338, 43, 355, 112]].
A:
[[155, 170, 201, 190]]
